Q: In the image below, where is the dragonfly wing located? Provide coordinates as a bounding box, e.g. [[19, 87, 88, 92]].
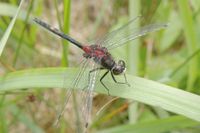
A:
[[78, 59, 100, 132], [106, 23, 167, 50], [55, 59, 89, 128], [95, 16, 141, 46], [96, 17, 167, 50]]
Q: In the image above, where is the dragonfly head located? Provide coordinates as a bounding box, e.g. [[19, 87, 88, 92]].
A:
[[112, 60, 126, 75]]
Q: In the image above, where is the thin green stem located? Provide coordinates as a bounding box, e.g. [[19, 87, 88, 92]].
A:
[[170, 48, 200, 77], [13, 0, 34, 66], [177, 0, 198, 91], [128, 0, 140, 124]]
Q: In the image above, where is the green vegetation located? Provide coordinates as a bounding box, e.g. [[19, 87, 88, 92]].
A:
[[0, 0, 200, 133]]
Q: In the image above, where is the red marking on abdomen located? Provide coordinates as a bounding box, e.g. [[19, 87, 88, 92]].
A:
[[82, 46, 91, 53]]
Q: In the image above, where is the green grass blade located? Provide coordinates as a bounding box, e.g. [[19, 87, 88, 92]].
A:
[[0, 2, 18, 16], [61, 0, 71, 66], [53, 0, 62, 28], [128, 0, 140, 75], [0, 95, 7, 133], [13, 0, 34, 66], [97, 116, 199, 133], [177, 0, 198, 91], [0, 0, 24, 56], [128, 0, 141, 124], [0, 68, 200, 122], [0, 2, 26, 19], [170, 48, 200, 77]]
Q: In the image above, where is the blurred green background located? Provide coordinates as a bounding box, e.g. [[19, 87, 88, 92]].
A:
[[0, 0, 200, 133]]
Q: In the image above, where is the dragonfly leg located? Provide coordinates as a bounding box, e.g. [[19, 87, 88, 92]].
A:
[[100, 70, 110, 95], [123, 73, 130, 87], [82, 67, 104, 91], [83, 68, 111, 95], [111, 71, 130, 87]]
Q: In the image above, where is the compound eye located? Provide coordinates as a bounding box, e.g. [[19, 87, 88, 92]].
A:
[[112, 60, 126, 75], [118, 60, 125, 67]]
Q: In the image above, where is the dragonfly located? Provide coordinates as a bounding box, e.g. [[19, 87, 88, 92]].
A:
[[34, 16, 167, 132]]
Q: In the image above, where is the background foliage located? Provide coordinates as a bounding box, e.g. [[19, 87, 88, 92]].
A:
[[0, 0, 200, 133]]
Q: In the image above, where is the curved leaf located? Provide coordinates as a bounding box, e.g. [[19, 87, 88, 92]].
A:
[[0, 0, 24, 56], [97, 116, 199, 133], [0, 68, 200, 122]]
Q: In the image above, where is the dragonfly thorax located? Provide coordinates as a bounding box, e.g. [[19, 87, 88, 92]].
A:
[[82, 45, 108, 58], [82, 45, 126, 75]]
